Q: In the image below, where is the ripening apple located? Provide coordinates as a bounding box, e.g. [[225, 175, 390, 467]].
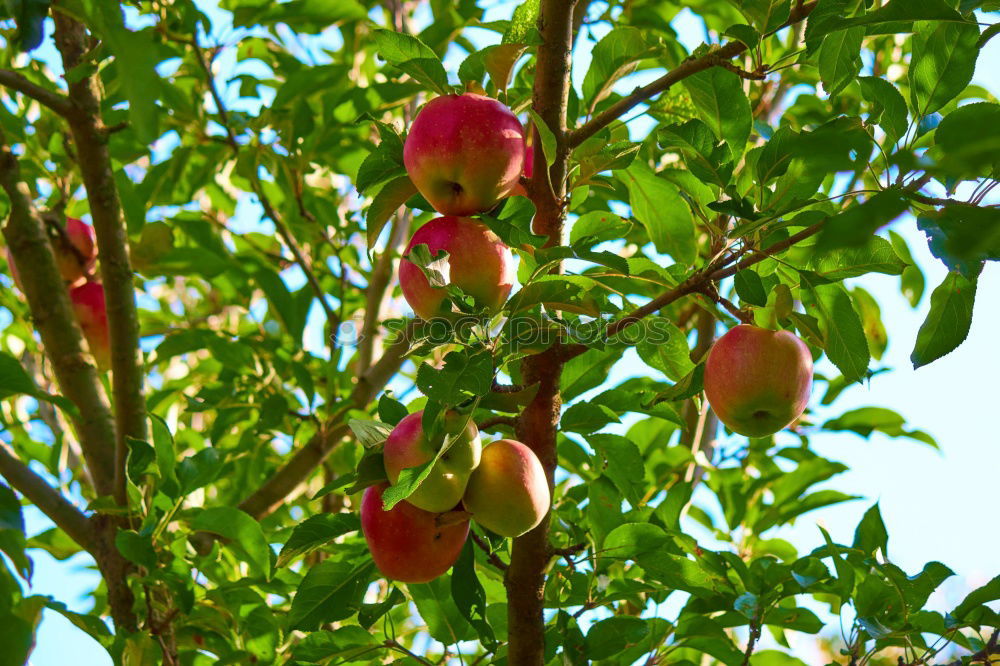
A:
[[398, 216, 514, 321], [7, 217, 96, 288], [703, 324, 813, 437], [462, 439, 549, 538], [360, 483, 469, 583], [383, 410, 482, 513], [510, 144, 534, 197], [403, 93, 526, 216], [69, 281, 110, 371]]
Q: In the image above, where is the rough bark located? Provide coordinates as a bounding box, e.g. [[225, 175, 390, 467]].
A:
[[505, 1, 578, 663], [53, 14, 147, 507]]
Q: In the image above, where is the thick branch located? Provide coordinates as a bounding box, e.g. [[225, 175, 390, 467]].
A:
[[0, 130, 117, 498], [54, 15, 147, 506], [238, 321, 417, 518], [507, 2, 578, 664], [567, 1, 817, 148], [0, 443, 93, 552], [0, 69, 73, 116]]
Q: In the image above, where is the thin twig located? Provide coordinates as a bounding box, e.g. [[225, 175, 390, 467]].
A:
[[567, 1, 817, 148], [0, 443, 94, 552], [471, 531, 508, 571], [476, 415, 519, 432], [188, 35, 339, 332], [0, 69, 73, 115]]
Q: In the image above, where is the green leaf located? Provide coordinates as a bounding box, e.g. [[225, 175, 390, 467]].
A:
[[277, 514, 361, 568], [416, 349, 493, 403], [802, 278, 870, 383], [911, 271, 977, 369], [734, 270, 768, 306], [512, 275, 611, 316], [811, 236, 908, 279], [818, 27, 864, 97], [191, 507, 272, 579], [291, 626, 376, 662], [909, 20, 981, 117], [503, 0, 541, 44], [636, 318, 695, 381], [358, 586, 405, 630], [619, 163, 696, 265], [527, 109, 557, 168], [288, 558, 374, 631], [814, 189, 909, 252], [857, 77, 909, 143], [934, 104, 1000, 180], [953, 575, 1000, 620], [682, 67, 752, 160], [852, 504, 888, 557], [410, 574, 477, 645], [889, 230, 926, 306], [377, 394, 409, 426], [917, 204, 1000, 278], [372, 30, 450, 95], [356, 139, 405, 195], [451, 541, 496, 648], [0, 353, 36, 399], [347, 419, 392, 450], [7, 0, 50, 52], [569, 211, 632, 246], [115, 530, 156, 569], [586, 617, 650, 660], [659, 119, 734, 188], [807, 0, 968, 41], [366, 176, 417, 251], [149, 414, 177, 496], [81, 2, 160, 143], [587, 434, 646, 506], [823, 406, 938, 447], [583, 28, 660, 111]]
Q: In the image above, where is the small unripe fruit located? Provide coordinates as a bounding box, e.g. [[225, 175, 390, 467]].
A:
[[361, 483, 469, 583], [404, 93, 525, 216], [69, 282, 110, 371], [399, 216, 514, 321], [383, 410, 482, 513], [703, 325, 813, 437], [463, 439, 549, 538]]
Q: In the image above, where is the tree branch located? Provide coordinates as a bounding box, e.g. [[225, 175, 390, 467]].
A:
[[0, 69, 73, 116], [53, 15, 147, 506], [471, 531, 508, 571], [567, 1, 817, 148], [560, 220, 827, 362], [476, 415, 519, 432], [0, 443, 94, 552], [187, 35, 340, 333], [0, 129, 117, 498], [238, 320, 418, 518], [507, 2, 578, 664]]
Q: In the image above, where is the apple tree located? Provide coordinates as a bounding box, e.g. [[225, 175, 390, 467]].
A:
[[0, 0, 998, 664]]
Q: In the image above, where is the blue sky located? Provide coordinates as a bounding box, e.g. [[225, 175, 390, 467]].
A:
[[7, 1, 999, 664]]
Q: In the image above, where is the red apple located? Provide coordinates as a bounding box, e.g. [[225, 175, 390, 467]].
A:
[[703, 325, 813, 437], [383, 410, 482, 513], [462, 439, 549, 538], [399, 216, 514, 321], [69, 281, 110, 371], [403, 93, 525, 216], [360, 483, 469, 583], [7, 217, 96, 289]]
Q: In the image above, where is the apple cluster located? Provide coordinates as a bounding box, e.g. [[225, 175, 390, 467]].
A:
[[362, 411, 549, 583], [6, 218, 110, 370], [361, 95, 552, 583], [398, 93, 527, 321]]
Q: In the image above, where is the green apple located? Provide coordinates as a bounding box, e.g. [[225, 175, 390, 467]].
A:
[[703, 324, 813, 437], [383, 410, 482, 513], [463, 439, 549, 538]]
